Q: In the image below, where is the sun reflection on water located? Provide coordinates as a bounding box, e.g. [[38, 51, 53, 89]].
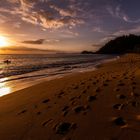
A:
[[0, 78, 11, 97]]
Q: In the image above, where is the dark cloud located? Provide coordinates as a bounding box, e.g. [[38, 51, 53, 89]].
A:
[[22, 39, 45, 44]]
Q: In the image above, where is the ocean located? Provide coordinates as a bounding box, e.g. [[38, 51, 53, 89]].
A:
[[0, 54, 117, 96]]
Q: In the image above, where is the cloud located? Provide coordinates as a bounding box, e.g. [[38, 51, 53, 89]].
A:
[[112, 26, 140, 36], [1, 0, 86, 29], [107, 4, 140, 23], [0, 46, 57, 54], [100, 25, 140, 44], [22, 39, 45, 44], [92, 27, 106, 33]]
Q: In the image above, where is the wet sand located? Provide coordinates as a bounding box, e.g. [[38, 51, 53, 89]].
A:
[[0, 54, 140, 140]]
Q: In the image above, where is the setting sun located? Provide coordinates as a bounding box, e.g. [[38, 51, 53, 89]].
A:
[[0, 36, 10, 47]]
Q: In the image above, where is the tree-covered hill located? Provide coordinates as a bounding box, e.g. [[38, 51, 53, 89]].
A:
[[96, 34, 140, 54]]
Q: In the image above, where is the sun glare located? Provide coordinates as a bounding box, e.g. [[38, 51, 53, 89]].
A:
[[0, 36, 10, 47]]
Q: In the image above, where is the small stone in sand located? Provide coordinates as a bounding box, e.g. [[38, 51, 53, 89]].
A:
[[55, 122, 72, 135], [113, 117, 126, 126]]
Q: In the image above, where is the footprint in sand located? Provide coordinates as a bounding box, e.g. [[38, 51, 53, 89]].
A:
[[132, 82, 137, 85], [73, 105, 90, 114], [62, 106, 69, 116], [34, 105, 38, 109], [131, 101, 139, 107], [83, 90, 87, 94], [17, 109, 27, 115], [131, 92, 139, 97], [105, 79, 111, 82], [103, 83, 109, 87], [132, 86, 136, 90], [73, 105, 85, 113], [77, 95, 81, 99], [117, 83, 125, 86], [113, 117, 127, 126], [54, 122, 77, 135], [42, 119, 53, 127], [87, 95, 97, 102], [89, 78, 92, 81], [115, 88, 120, 92], [130, 78, 134, 81], [37, 111, 41, 115], [112, 76, 117, 79], [124, 77, 128, 79], [93, 82, 97, 85], [116, 94, 126, 99], [57, 91, 65, 98], [96, 80, 99, 83], [42, 99, 50, 103], [81, 82, 85, 85], [73, 86, 79, 89], [95, 87, 101, 93], [113, 104, 124, 110], [70, 97, 76, 101]]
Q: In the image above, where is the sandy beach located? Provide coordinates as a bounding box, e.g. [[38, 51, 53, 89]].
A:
[[1, 54, 140, 140]]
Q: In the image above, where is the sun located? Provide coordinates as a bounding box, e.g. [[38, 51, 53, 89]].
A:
[[0, 36, 10, 47]]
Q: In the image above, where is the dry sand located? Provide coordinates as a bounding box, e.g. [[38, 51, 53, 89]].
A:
[[1, 54, 140, 140]]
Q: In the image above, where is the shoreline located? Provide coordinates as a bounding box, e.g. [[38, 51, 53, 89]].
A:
[[0, 55, 118, 97], [1, 54, 140, 139]]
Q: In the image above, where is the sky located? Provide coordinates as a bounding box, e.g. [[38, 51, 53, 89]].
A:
[[0, 0, 140, 53]]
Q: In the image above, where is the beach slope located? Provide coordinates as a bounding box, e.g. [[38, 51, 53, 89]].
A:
[[0, 54, 140, 140]]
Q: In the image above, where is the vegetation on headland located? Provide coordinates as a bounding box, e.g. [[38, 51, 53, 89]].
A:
[[96, 34, 140, 54], [81, 34, 140, 54]]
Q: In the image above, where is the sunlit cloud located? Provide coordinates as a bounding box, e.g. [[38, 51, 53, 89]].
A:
[[0, 0, 139, 52]]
